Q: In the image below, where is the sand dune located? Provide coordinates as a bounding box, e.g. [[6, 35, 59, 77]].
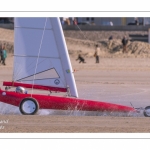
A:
[[1, 28, 150, 58]]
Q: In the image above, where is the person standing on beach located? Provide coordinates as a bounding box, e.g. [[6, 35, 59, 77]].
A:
[[73, 18, 77, 25], [122, 36, 128, 53], [1, 44, 7, 65], [94, 44, 100, 63], [108, 35, 113, 50], [134, 17, 139, 25]]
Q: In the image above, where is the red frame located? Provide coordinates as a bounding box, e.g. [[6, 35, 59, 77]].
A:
[[3, 81, 67, 92], [0, 88, 135, 112]]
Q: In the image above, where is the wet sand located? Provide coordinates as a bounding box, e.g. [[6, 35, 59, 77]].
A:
[[1, 115, 150, 133]]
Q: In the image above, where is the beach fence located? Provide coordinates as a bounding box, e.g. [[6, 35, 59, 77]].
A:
[[129, 34, 148, 42]]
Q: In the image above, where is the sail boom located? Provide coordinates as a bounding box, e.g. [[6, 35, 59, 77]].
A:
[[3, 81, 67, 92]]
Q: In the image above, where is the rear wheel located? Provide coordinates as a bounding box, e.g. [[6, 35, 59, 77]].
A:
[[143, 106, 150, 117], [19, 97, 39, 115]]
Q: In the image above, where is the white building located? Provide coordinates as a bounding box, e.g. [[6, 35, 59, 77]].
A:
[[74, 17, 145, 26]]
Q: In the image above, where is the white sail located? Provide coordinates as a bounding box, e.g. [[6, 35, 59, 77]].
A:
[[13, 17, 78, 97]]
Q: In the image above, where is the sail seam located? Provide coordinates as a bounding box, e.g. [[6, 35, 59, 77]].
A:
[[17, 68, 60, 81], [15, 26, 52, 30], [13, 55, 60, 59], [18, 78, 59, 81]]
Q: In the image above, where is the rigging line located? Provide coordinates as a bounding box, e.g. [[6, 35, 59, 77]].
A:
[[75, 23, 98, 44], [75, 24, 89, 40], [31, 17, 48, 96]]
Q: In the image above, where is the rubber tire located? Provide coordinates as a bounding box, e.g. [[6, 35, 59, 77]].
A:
[[143, 106, 150, 117], [19, 97, 39, 115]]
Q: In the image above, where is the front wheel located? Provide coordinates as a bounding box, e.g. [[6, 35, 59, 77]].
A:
[[143, 106, 150, 117], [19, 97, 39, 115]]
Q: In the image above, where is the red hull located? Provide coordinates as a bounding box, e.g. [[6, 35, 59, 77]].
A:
[[0, 89, 135, 113]]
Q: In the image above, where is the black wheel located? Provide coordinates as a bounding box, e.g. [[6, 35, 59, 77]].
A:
[[143, 106, 150, 117], [19, 97, 39, 115]]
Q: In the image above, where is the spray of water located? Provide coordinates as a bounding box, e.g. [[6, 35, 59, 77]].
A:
[[0, 102, 144, 117]]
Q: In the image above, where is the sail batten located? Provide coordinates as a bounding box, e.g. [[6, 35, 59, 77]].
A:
[[14, 55, 60, 59], [14, 17, 78, 97], [15, 27, 53, 30]]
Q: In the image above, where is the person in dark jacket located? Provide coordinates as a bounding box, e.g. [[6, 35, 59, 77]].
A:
[[76, 54, 86, 63], [108, 35, 113, 50], [122, 36, 128, 53]]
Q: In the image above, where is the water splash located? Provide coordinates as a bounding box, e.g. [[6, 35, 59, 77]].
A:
[[0, 102, 21, 115], [0, 102, 144, 117]]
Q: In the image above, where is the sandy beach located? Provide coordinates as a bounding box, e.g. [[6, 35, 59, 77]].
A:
[[0, 28, 150, 133], [1, 56, 150, 133]]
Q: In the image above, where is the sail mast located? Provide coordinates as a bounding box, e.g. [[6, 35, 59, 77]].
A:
[[50, 18, 78, 97]]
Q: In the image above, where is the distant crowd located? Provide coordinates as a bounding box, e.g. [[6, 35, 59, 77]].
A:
[[61, 17, 77, 25]]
